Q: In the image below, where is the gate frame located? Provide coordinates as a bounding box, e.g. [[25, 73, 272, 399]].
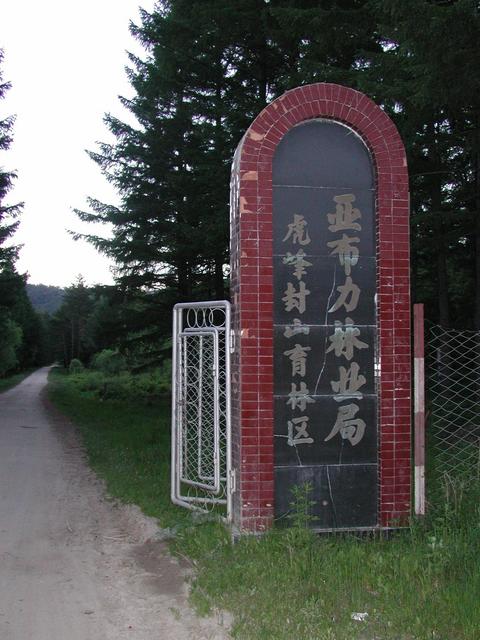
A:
[[171, 300, 233, 521]]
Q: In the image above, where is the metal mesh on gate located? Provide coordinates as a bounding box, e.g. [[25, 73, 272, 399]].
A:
[[180, 331, 219, 493], [428, 324, 480, 482]]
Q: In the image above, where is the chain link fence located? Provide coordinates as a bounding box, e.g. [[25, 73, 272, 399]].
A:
[[427, 323, 480, 483]]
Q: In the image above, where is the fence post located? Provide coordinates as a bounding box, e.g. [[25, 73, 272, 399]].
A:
[[414, 303, 426, 516]]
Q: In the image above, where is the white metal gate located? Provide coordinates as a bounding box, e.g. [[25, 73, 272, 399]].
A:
[[171, 301, 232, 520]]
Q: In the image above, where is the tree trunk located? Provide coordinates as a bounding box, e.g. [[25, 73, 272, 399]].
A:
[[432, 180, 450, 328], [177, 261, 191, 300], [474, 123, 480, 331], [214, 255, 225, 300], [475, 209, 480, 331]]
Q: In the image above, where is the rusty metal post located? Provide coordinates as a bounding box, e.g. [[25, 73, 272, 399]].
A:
[[414, 303, 426, 516]]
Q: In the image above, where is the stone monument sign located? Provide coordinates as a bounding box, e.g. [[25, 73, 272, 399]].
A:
[[230, 83, 411, 532]]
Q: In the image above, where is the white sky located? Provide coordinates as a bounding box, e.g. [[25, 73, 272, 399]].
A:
[[0, 0, 157, 287]]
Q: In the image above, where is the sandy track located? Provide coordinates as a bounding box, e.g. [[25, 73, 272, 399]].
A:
[[0, 368, 230, 640]]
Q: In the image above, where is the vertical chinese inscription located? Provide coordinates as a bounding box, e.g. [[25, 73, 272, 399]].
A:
[[281, 214, 314, 447], [273, 119, 378, 529], [324, 194, 368, 447]]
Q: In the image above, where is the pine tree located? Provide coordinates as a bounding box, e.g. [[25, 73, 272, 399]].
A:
[[0, 49, 27, 374], [75, 0, 480, 333], [75, 1, 378, 303], [75, 3, 227, 300], [0, 49, 22, 270], [365, 0, 480, 328], [53, 276, 94, 366]]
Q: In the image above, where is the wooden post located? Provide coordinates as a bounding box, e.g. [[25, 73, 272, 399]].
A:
[[414, 303, 426, 516]]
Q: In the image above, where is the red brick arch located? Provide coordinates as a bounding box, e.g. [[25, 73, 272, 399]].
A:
[[230, 83, 411, 532]]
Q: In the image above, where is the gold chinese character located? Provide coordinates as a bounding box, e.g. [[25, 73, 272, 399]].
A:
[[284, 318, 310, 338], [331, 362, 366, 401], [282, 249, 312, 281], [324, 403, 366, 446], [287, 416, 313, 447], [327, 233, 360, 276], [329, 276, 360, 313], [283, 343, 311, 377], [286, 382, 315, 411], [282, 281, 310, 314], [283, 214, 311, 245], [328, 194, 362, 232], [326, 318, 369, 361]]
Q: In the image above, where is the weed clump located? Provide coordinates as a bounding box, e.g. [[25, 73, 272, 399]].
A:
[[91, 349, 127, 376], [62, 361, 171, 403], [68, 358, 84, 374]]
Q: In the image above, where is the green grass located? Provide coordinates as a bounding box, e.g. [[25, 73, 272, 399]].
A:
[[0, 369, 35, 393], [174, 525, 480, 640], [48, 368, 189, 529], [48, 368, 480, 640]]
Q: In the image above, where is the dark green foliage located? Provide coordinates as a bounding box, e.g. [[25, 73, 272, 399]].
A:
[[0, 317, 22, 376], [0, 50, 22, 270], [57, 365, 171, 402], [363, 0, 480, 328], [0, 50, 49, 375], [68, 358, 84, 374], [74, 0, 480, 337], [74, 1, 379, 336], [91, 348, 127, 375], [0, 267, 51, 373], [50, 276, 94, 366], [48, 277, 173, 372]]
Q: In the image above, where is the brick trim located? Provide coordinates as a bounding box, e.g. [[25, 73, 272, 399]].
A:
[[230, 83, 411, 532]]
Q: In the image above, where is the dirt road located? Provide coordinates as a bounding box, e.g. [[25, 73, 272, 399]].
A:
[[0, 368, 229, 640]]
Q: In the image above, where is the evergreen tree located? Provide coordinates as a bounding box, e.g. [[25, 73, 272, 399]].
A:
[[0, 50, 49, 373], [75, 1, 377, 318], [76, 0, 479, 337], [52, 276, 94, 366], [366, 0, 480, 328], [0, 50, 22, 270], [0, 49, 26, 374], [0, 318, 22, 376]]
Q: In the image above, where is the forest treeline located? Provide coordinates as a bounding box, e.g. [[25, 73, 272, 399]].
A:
[[0, 51, 49, 375], [1, 0, 480, 377]]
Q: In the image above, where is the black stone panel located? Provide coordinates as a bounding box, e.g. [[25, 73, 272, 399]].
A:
[[273, 324, 376, 397], [271, 118, 379, 529], [274, 464, 378, 529], [274, 395, 378, 467], [273, 186, 375, 258], [273, 120, 374, 190], [273, 256, 376, 326]]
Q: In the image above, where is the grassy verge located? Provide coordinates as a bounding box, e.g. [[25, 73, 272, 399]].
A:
[[0, 369, 35, 393], [48, 368, 480, 640]]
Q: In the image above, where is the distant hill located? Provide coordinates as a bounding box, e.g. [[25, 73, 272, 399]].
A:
[[27, 284, 65, 314]]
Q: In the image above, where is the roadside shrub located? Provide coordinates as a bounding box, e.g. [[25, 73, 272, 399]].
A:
[[91, 349, 127, 376], [63, 362, 171, 403], [69, 358, 84, 374], [0, 319, 22, 377]]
